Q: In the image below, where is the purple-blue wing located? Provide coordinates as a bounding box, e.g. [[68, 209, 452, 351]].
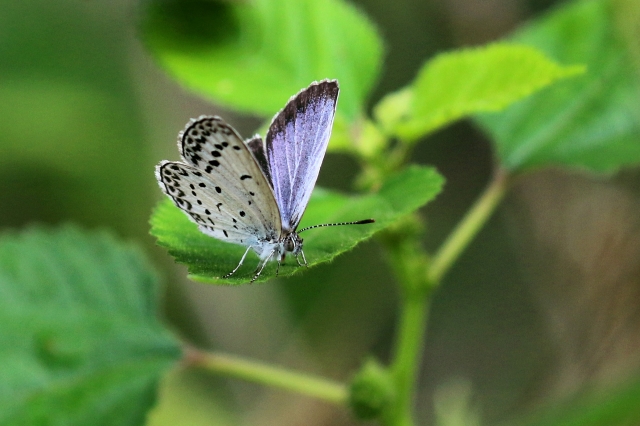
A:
[[265, 80, 339, 231]]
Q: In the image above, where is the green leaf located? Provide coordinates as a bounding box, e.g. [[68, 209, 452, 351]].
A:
[[0, 226, 181, 426], [476, 0, 640, 173], [375, 43, 583, 141], [150, 165, 444, 284], [140, 0, 383, 123]]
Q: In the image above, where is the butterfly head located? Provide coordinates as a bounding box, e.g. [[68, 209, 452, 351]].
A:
[[283, 231, 303, 256]]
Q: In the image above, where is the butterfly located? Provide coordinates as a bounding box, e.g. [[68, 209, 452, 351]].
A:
[[156, 80, 374, 282]]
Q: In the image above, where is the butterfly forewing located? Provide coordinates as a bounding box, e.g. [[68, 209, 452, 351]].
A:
[[266, 80, 339, 231], [245, 135, 273, 190]]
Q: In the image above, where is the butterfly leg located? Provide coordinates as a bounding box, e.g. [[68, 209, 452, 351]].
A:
[[223, 246, 252, 278], [251, 249, 275, 283], [297, 249, 309, 268]]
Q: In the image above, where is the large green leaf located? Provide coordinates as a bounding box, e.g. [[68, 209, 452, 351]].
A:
[[476, 0, 640, 173], [150, 165, 444, 284], [0, 226, 181, 426], [140, 0, 383, 123], [375, 43, 583, 142]]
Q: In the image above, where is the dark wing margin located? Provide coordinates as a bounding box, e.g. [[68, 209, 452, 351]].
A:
[[245, 135, 273, 190], [265, 80, 339, 232]]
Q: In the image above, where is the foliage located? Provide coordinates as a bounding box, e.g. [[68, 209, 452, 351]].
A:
[[141, 0, 382, 121], [3, 0, 640, 425], [375, 43, 584, 142], [0, 226, 180, 426], [476, 0, 640, 173]]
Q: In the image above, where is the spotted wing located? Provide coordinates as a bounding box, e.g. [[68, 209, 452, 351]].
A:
[[265, 80, 339, 232], [156, 116, 282, 246]]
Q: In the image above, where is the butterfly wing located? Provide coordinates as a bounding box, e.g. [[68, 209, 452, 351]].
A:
[[265, 80, 339, 231], [245, 135, 273, 190], [156, 116, 282, 249]]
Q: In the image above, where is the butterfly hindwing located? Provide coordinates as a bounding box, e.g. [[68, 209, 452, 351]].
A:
[[265, 80, 339, 231], [156, 161, 270, 246]]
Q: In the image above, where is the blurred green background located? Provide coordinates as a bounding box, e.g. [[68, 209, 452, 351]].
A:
[[2, 0, 640, 425]]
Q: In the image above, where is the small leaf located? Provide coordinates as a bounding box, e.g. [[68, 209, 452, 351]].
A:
[[375, 43, 583, 142], [476, 0, 640, 173], [0, 226, 181, 426], [328, 117, 387, 158], [356, 120, 388, 158], [140, 0, 383, 123], [150, 165, 444, 284], [374, 87, 413, 137]]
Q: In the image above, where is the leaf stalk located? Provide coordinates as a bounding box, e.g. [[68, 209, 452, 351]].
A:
[[428, 168, 510, 285], [183, 347, 348, 405]]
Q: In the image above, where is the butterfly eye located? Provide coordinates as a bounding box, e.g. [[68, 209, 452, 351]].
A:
[[285, 238, 295, 252]]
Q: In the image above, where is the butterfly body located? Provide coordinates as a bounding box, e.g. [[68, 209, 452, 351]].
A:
[[156, 80, 371, 282]]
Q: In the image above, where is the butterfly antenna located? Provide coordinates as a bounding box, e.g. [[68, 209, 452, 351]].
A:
[[297, 219, 375, 233]]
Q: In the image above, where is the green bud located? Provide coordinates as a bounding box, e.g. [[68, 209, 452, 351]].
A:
[[349, 358, 394, 420]]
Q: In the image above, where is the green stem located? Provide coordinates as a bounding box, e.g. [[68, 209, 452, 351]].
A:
[[382, 169, 509, 425], [380, 217, 431, 426], [185, 347, 348, 405], [389, 292, 430, 426], [428, 168, 509, 285]]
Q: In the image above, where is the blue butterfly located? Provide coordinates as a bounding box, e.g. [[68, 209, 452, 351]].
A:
[[156, 80, 373, 282]]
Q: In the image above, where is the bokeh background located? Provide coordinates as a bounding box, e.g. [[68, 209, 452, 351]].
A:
[[2, 0, 640, 425]]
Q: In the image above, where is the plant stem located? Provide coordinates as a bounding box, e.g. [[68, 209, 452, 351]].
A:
[[184, 347, 348, 405], [383, 169, 509, 425], [389, 292, 430, 426], [380, 217, 431, 426], [428, 168, 509, 285]]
